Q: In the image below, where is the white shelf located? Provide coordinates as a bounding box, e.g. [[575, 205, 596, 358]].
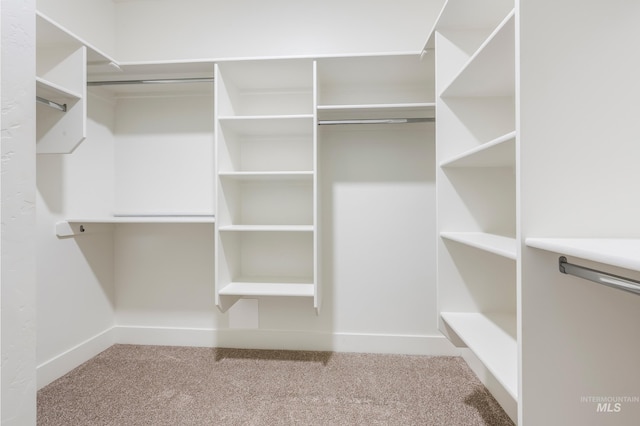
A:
[[219, 282, 315, 297], [36, 11, 116, 65], [441, 312, 517, 399], [317, 103, 435, 113], [218, 171, 313, 181], [67, 216, 215, 224], [441, 232, 517, 260], [441, 131, 516, 168], [36, 77, 82, 102], [218, 225, 313, 232], [218, 115, 313, 135], [56, 216, 215, 237], [441, 10, 515, 98], [526, 238, 640, 272]]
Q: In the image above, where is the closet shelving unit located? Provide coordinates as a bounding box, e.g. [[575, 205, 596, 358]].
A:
[[36, 12, 98, 154], [433, 0, 517, 418], [214, 59, 319, 312]]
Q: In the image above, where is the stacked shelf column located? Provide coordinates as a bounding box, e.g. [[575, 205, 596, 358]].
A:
[[434, 0, 517, 420], [214, 59, 319, 312]]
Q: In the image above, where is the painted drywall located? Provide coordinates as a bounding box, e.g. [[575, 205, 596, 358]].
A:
[[114, 0, 442, 61], [519, 1, 640, 424], [36, 0, 117, 58], [1, 0, 38, 423], [36, 92, 117, 388]]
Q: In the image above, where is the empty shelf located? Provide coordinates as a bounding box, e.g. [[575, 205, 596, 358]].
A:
[[218, 171, 313, 181], [441, 131, 515, 168], [526, 238, 640, 272], [218, 225, 313, 232], [441, 232, 517, 260], [219, 282, 314, 297], [441, 312, 517, 399]]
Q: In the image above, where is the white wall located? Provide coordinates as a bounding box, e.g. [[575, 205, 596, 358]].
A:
[[519, 1, 640, 424], [115, 0, 442, 61], [36, 92, 117, 388], [1, 0, 38, 423], [36, 0, 117, 58]]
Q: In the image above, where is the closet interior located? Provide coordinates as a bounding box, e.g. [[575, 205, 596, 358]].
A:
[[25, 1, 640, 425]]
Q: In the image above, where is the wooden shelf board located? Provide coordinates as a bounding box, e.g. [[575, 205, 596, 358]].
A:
[[526, 238, 640, 272], [441, 10, 515, 98], [441, 131, 516, 168], [218, 115, 313, 135], [219, 282, 314, 297], [36, 77, 82, 102], [441, 312, 517, 399], [64, 216, 215, 224], [441, 232, 517, 260], [218, 225, 313, 232], [218, 171, 314, 181], [36, 11, 116, 65]]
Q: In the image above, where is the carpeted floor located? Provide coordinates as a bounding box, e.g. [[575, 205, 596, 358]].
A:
[[38, 345, 514, 425]]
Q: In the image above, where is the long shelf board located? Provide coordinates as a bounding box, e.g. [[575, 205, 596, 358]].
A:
[[440, 10, 515, 98], [36, 77, 82, 102], [317, 103, 435, 112], [441, 232, 517, 260], [526, 238, 640, 272], [218, 171, 314, 181], [218, 225, 313, 232], [56, 216, 215, 237], [219, 282, 314, 297], [441, 131, 516, 168], [441, 312, 517, 400]]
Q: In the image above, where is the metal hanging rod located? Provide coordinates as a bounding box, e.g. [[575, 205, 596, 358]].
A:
[[318, 117, 435, 125], [559, 256, 640, 296], [36, 96, 67, 112], [87, 77, 214, 86]]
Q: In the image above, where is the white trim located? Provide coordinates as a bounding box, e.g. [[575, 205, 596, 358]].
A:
[[37, 327, 461, 391], [37, 327, 116, 389], [115, 326, 460, 356]]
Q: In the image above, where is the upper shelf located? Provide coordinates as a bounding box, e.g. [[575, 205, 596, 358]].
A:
[[525, 238, 640, 272], [440, 10, 515, 98], [36, 11, 116, 67]]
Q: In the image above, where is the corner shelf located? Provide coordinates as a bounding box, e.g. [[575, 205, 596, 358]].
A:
[[440, 10, 515, 98], [526, 238, 640, 272], [441, 131, 515, 168], [441, 232, 517, 260], [441, 312, 517, 400]]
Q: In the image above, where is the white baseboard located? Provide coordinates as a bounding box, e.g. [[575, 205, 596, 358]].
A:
[[37, 327, 116, 390], [115, 325, 460, 356], [37, 326, 460, 391]]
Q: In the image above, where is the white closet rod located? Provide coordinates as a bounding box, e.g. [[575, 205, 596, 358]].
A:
[[36, 96, 67, 112], [559, 256, 640, 295], [87, 77, 214, 86], [318, 118, 435, 125]]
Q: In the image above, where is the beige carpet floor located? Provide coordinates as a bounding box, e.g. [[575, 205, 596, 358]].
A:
[[38, 344, 514, 425]]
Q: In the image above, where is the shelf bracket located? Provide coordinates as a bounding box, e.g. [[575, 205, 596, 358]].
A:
[[55, 221, 87, 237]]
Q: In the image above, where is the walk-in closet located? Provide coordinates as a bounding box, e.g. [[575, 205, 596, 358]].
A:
[[2, 0, 640, 424]]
